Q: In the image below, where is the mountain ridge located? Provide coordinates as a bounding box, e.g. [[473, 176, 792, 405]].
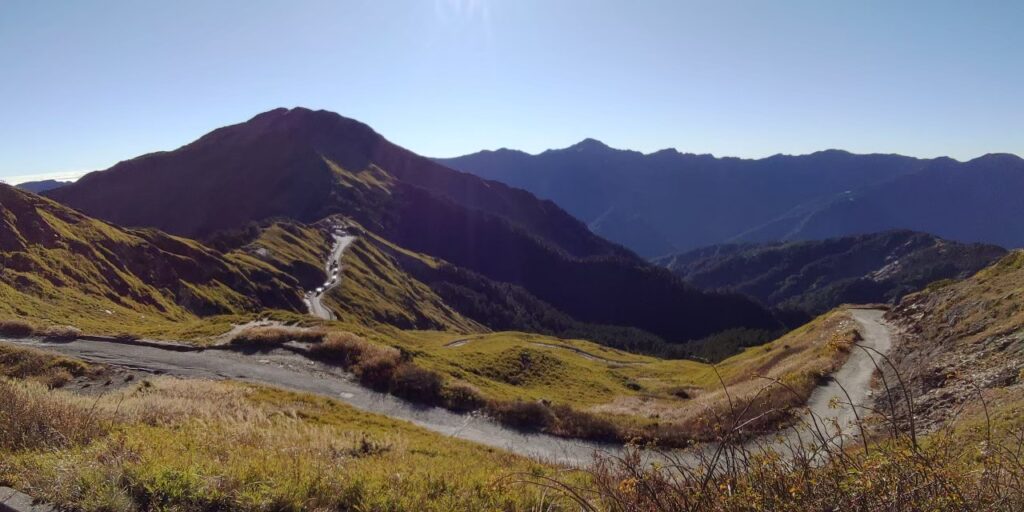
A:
[[439, 143, 1023, 256]]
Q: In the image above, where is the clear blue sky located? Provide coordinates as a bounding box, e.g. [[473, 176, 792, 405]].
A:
[[1, 0, 1021, 183]]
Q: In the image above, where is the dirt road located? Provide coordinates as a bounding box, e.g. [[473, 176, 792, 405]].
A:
[[0, 309, 893, 466], [304, 233, 356, 320]]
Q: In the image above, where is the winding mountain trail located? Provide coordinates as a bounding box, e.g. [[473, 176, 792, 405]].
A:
[[739, 308, 894, 459], [304, 232, 356, 320], [0, 309, 893, 467]]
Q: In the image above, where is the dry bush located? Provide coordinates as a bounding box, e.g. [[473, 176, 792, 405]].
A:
[[487, 400, 555, 430], [309, 331, 382, 366], [0, 319, 35, 337], [549, 404, 621, 443], [308, 332, 405, 390], [0, 343, 97, 388], [443, 382, 487, 412], [353, 350, 402, 390], [0, 379, 107, 451], [230, 326, 326, 350], [389, 363, 444, 404], [38, 325, 82, 341]]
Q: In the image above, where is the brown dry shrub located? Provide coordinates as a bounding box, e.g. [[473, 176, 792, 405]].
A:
[[443, 382, 487, 412], [487, 400, 555, 430], [352, 350, 402, 390], [38, 325, 82, 341], [231, 326, 326, 350], [0, 343, 97, 388], [550, 404, 621, 443], [389, 364, 444, 404], [0, 319, 35, 337], [309, 332, 377, 366]]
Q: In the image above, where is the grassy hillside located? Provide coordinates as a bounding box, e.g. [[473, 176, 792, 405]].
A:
[[328, 234, 483, 332], [375, 308, 860, 441], [0, 343, 566, 510], [0, 184, 305, 336]]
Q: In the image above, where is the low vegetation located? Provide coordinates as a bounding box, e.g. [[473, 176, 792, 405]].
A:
[[229, 325, 327, 349], [233, 310, 860, 446], [6, 318, 1024, 510], [0, 342, 101, 388], [0, 345, 570, 511], [328, 232, 484, 332], [525, 340, 1024, 512], [398, 311, 856, 438]]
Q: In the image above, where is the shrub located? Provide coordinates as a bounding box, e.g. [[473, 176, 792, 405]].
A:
[[550, 404, 620, 442], [231, 326, 325, 350], [0, 319, 35, 337], [486, 400, 554, 431], [668, 386, 692, 400], [389, 364, 444, 404], [39, 325, 82, 341], [352, 351, 401, 390], [309, 332, 376, 366], [443, 382, 487, 412], [0, 343, 96, 388]]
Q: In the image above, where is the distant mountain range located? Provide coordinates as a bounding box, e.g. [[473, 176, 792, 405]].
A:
[[42, 107, 781, 348], [656, 230, 1006, 318], [15, 179, 70, 194], [438, 143, 1024, 258]]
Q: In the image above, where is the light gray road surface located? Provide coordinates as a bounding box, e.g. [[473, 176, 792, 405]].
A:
[[304, 233, 356, 320]]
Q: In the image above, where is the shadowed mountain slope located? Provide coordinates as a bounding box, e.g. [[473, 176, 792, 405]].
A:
[[657, 230, 1006, 317]]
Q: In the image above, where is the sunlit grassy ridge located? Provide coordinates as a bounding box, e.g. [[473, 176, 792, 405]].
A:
[[0, 184, 304, 337], [231, 221, 332, 288], [328, 233, 483, 332]]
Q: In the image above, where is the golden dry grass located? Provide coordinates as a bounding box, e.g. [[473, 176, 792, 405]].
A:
[[0, 374, 573, 511], [0, 342, 101, 388]]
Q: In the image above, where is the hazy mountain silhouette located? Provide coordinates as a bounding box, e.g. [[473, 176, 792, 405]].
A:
[[439, 144, 1024, 257], [15, 179, 70, 194]]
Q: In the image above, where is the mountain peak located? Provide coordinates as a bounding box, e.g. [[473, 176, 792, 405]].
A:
[[566, 138, 612, 152], [967, 153, 1024, 166]]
